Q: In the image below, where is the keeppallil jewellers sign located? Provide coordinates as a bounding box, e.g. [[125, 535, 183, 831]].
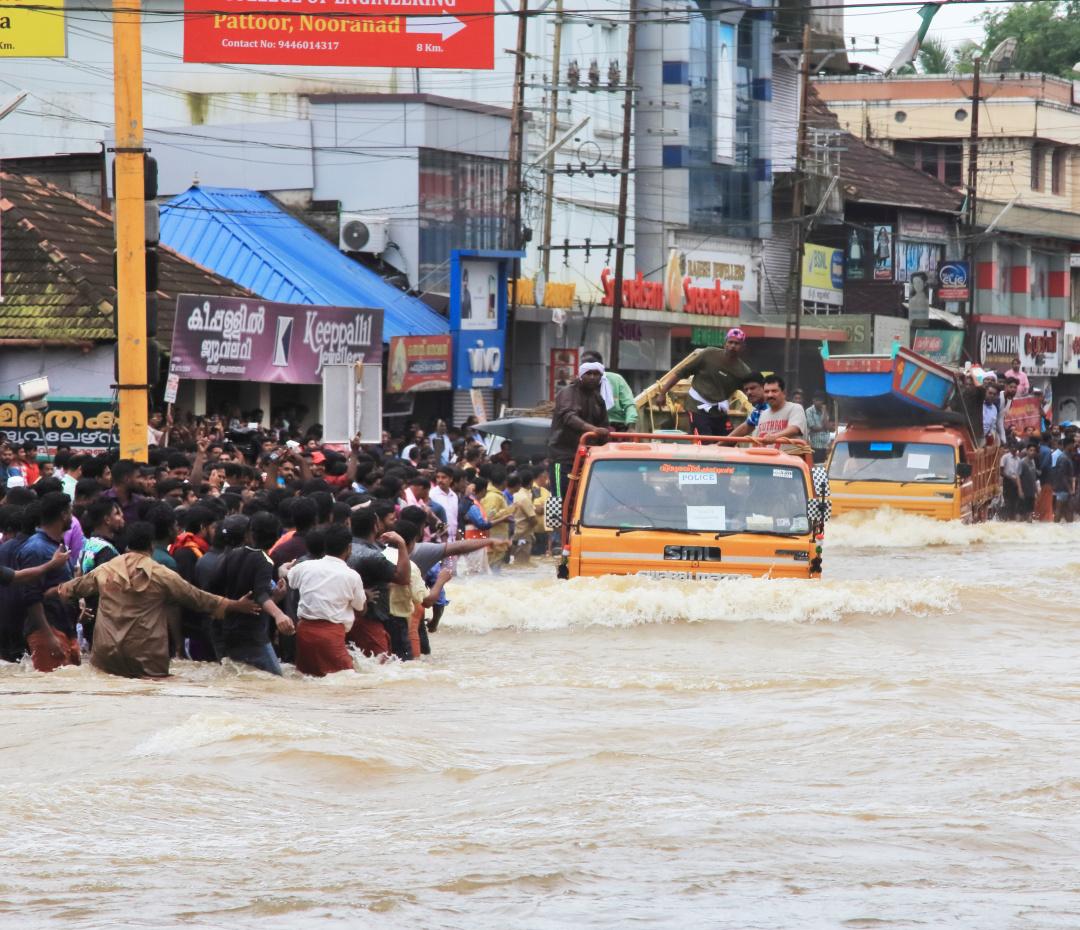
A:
[[170, 295, 383, 384]]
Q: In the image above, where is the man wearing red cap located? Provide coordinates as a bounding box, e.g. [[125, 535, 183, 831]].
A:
[[657, 328, 752, 436]]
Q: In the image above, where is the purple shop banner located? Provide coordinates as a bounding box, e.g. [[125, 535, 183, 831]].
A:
[[170, 294, 383, 384]]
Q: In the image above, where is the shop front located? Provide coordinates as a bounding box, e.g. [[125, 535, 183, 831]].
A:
[[975, 316, 1064, 409], [1057, 322, 1080, 422], [169, 294, 383, 433]]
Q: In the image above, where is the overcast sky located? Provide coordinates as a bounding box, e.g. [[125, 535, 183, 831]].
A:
[[842, 0, 1013, 71]]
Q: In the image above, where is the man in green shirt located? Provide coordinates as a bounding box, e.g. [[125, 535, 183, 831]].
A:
[[581, 350, 638, 431], [657, 328, 751, 436]]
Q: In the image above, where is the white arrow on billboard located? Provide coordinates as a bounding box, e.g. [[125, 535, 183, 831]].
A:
[[406, 15, 466, 40]]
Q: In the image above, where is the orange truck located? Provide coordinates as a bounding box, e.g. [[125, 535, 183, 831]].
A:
[[557, 432, 829, 580], [821, 344, 1001, 523], [827, 422, 1000, 522]]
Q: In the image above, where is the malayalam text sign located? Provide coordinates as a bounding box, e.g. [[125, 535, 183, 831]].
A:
[[912, 329, 963, 365], [0, 0, 65, 57], [183, 0, 494, 69], [170, 294, 383, 384], [388, 335, 452, 392], [0, 398, 115, 453], [1020, 325, 1061, 377]]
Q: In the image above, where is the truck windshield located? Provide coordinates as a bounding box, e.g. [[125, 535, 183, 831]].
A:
[[829, 441, 956, 483], [579, 459, 810, 534]]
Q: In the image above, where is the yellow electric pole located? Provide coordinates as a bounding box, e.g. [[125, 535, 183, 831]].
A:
[[112, 0, 149, 462]]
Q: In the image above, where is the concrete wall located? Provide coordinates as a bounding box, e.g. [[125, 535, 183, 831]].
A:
[[0, 345, 115, 399]]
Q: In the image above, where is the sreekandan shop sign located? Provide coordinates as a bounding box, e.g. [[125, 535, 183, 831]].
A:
[[170, 295, 383, 384]]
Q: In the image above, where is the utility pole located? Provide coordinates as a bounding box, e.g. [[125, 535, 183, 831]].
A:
[[501, 0, 528, 409], [608, 0, 637, 371], [540, 0, 564, 283], [783, 23, 812, 390], [964, 53, 981, 357], [112, 0, 148, 462]]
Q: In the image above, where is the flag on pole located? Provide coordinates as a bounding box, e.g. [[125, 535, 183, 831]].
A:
[[886, 3, 944, 75]]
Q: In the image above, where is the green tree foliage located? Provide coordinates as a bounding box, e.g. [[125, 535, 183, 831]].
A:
[[916, 36, 953, 74], [980, 1, 1080, 77]]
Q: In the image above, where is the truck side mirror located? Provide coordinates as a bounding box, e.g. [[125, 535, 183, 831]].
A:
[[956, 462, 973, 480]]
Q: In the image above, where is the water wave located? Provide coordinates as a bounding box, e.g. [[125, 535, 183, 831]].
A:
[[132, 712, 324, 756], [445, 574, 962, 633], [826, 508, 1080, 549]]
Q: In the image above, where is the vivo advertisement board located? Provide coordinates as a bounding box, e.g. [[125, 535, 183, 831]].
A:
[[449, 249, 522, 390]]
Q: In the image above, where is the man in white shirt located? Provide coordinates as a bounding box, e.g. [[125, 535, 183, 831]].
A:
[[429, 465, 460, 540], [753, 376, 808, 451], [1000, 442, 1023, 520], [431, 420, 454, 466], [286, 524, 366, 677]]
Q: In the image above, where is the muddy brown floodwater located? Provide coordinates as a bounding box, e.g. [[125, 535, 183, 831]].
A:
[[1, 512, 1078, 929]]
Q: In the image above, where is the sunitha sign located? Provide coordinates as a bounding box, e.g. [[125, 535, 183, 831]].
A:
[[170, 295, 383, 384]]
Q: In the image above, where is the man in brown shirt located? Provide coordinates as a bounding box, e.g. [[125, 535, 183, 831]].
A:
[[53, 521, 259, 679], [547, 362, 610, 499]]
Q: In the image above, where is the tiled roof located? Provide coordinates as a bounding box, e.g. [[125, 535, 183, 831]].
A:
[[0, 172, 252, 342], [806, 88, 965, 215]]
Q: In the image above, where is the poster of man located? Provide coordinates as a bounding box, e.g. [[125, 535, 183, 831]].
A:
[[459, 260, 499, 331]]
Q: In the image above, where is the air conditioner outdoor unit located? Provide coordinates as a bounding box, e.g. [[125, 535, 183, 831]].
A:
[[339, 213, 390, 254]]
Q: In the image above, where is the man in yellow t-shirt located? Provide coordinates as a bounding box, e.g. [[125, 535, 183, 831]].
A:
[[481, 466, 512, 570], [510, 469, 540, 567], [532, 468, 554, 557]]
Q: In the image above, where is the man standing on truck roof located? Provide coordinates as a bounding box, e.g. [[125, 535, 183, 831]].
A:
[[753, 376, 807, 451], [1004, 357, 1030, 397], [656, 328, 751, 436], [548, 362, 611, 499], [983, 382, 1006, 445], [580, 350, 638, 432]]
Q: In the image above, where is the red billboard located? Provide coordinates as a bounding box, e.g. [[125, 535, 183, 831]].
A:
[[388, 335, 452, 393], [183, 0, 495, 70]]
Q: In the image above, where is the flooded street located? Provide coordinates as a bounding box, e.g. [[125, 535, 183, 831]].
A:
[[2, 515, 1079, 929]]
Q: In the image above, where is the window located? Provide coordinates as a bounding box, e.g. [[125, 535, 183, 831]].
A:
[[1052, 147, 1068, 196], [580, 459, 810, 535], [829, 442, 957, 484], [1031, 145, 1045, 191], [417, 149, 506, 293], [893, 141, 963, 187]]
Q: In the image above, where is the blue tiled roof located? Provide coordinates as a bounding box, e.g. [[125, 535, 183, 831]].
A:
[[159, 186, 448, 338]]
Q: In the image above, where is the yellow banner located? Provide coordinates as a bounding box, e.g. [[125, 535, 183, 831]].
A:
[[0, 0, 66, 57], [801, 243, 844, 306]]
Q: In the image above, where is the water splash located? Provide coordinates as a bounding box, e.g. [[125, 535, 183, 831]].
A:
[[445, 574, 962, 633], [826, 509, 1080, 549]]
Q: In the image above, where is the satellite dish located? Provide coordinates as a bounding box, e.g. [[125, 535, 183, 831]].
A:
[[341, 220, 371, 252], [986, 37, 1017, 72]]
